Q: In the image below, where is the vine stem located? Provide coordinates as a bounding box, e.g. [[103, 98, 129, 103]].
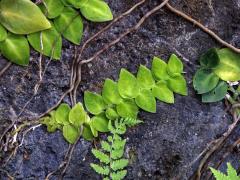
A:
[[0, 62, 12, 78], [72, 0, 170, 102], [165, 3, 240, 53]]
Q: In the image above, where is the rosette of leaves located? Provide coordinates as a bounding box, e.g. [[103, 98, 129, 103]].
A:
[[193, 48, 240, 103], [0, 0, 113, 65], [210, 163, 240, 180], [90, 118, 142, 180], [41, 102, 89, 144], [83, 55, 188, 125]]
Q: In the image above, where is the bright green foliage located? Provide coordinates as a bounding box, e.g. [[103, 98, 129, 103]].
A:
[[0, 0, 51, 34], [137, 65, 155, 89], [116, 99, 139, 118], [27, 23, 62, 60], [80, 0, 113, 22], [118, 69, 140, 99], [41, 102, 88, 144], [167, 54, 183, 75], [213, 48, 240, 81], [84, 91, 106, 115], [91, 113, 109, 132], [106, 107, 119, 120], [0, 24, 7, 42], [151, 56, 169, 80], [0, 33, 30, 66], [40, 0, 64, 19], [167, 74, 187, 96], [63, 124, 79, 144], [135, 89, 156, 113], [102, 79, 123, 105], [69, 102, 87, 127], [210, 163, 240, 180], [0, 0, 113, 65], [55, 103, 71, 125], [202, 81, 228, 103], [193, 48, 240, 103], [91, 118, 141, 180], [152, 81, 174, 104], [193, 68, 219, 94], [54, 7, 83, 45]]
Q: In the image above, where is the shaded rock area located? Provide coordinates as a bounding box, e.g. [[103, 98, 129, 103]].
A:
[[1, 0, 240, 179]]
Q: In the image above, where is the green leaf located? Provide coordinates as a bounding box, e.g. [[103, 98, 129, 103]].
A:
[[102, 79, 122, 105], [116, 99, 138, 118], [101, 140, 111, 152], [167, 54, 183, 75], [210, 167, 228, 180], [118, 69, 140, 99], [0, 24, 7, 42], [151, 57, 169, 80], [110, 170, 127, 180], [27, 23, 62, 59], [193, 68, 219, 94], [80, 0, 113, 22], [55, 103, 71, 125], [137, 65, 155, 89], [200, 48, 220, 69], [89, 121, 98, 137], [0, 33, 30, 66], [63, 0, 89, 8], [92, 149, 110, 164], [0, 0, 51, 34], [82, 124, 94, 141], [54, 7, 83, 45], [90, 164, 110, 176], [152, 81, 174, 104], [227, 163, 239, 179], [105, 107, 119, 120], [84, 91, 106, 115], [214, 48, 240, 81], [69, 102, 87, 127], [135, 89, 156, 113], [40, 0, 64, 19], [111, 159, 128, 171], [202, 81, 228, 103], [91, 113, 109, 132], [63, 124, 79, 144], [167, 74, 188, 96]]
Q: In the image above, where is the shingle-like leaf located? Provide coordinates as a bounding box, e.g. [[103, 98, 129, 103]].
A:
[[116, 100, 139, 118], [54, 7, 83, 45], [152, 81, 174, 103], [27, 23, 62, 60], [0, 24, 7, 42], [151, 57, 169, 80], [102, 79, 122, 105], [167, 74, 188, 96], [69, 102, 87, 127], [137, 65, 155, 89], [167, 54, 183, 75], [91, 113, 109, 132], [63, 124, 79, 144], [135, 89, 156, 113], [39, 0, 64, 19], [80, 0, 113, 22], [84, 91, 106, 115], [0, 33, 30, 65], [0, 0, 51, 34], [118, 69, 140, 99], [55, 103, 71, 125]]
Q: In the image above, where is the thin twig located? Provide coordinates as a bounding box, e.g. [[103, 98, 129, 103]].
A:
[[0, 62, 12, 78], [166, 3, 240, 53]]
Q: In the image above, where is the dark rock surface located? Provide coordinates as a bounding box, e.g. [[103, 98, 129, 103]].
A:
[[0, 0, 240, 179]]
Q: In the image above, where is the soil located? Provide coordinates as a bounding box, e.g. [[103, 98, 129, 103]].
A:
[[0, 0, 240, 179]]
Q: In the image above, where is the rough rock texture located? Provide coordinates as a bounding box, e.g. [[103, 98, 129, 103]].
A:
[[0, 0, 240, 179]]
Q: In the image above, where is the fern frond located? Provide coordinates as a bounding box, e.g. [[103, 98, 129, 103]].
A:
[[112, 139, 126, 150], [92, 149, 110, 164], [111, 148, 124, 160], [210, 167, 228, 180], [227, 163, 239, 179], [101, 140, 111, 152], [110, 170, 127, 180], [111, 159, 129, 171], [103, 177, 110, 180], [123, 117, 143, 127], [90, 163, 110, 175]]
